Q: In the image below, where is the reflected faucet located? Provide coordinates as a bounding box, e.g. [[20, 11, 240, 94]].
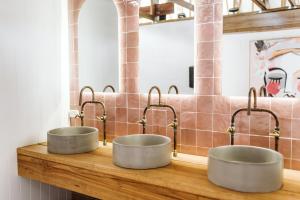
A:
[[168, 85, 179, 94], [138, 86, 178, 157], [228, 87, 280, 151], [79, 86, 95, 106], [79, 100, 107, 146], [259, 86, 267, 97], [102, 85, 115, 93]]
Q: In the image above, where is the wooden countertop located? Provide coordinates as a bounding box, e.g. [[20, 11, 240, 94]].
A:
[[17, 143, 300, 200]]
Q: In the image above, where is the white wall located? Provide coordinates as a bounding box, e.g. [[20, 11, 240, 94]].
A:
[[78, 0, 119, 92], [222, 29, 300, 96], [0, 0, 70, 199], [140, 20, 194, 94]]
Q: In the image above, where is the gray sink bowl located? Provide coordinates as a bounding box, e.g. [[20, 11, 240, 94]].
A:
[[47, 126, 99, 154], [208, 145, 283, 193], [113, 134, 171, 169]]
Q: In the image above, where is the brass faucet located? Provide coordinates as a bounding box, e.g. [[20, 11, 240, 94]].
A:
[[79, 86, 95, 106], [247, 87, 257, 115], [138, 86, 178, 157], [228, 87, 280, 151], [102, 85, 115, 93], [168, 85, 179, 94], [259, 86, 267, 97], [80, 100, 107, 146]]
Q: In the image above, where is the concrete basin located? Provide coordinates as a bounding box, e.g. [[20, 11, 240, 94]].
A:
[[208, 145, 283, 193], [47, 126, 98, 154], [113, 134, 171, 169]]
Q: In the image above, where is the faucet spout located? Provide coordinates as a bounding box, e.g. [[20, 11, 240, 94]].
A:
[[168, 85, 179, 94], [247, 87, 257, 115], [102, 85, 115, 93], [148, 86, 162, 107], [80, 100, 107, 146], [79, 86, 95, 106], [259, 86, 267, 97]]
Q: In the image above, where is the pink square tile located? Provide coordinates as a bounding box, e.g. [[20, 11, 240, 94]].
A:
[[126, 3, 139, 16], [196, 23, 214, 42], [270, 138, 291, 158], [291, 159, 300, 170], [197, 113, 212, 130], [180, 96, 197, 112], [214, 22, 223, 41], [214, 3, 223, 22], [213, 132, 230, 147], [197, 96, 213, 113], [128, 123, 140, 134], [166, 96, 181, 111], [197, 147, 209, 156], [127, 47, 139, 62], [126, 62, 139, 78], [180, 112, 197, 129], [152, 110, 167, 127], [126, 78, 139, 93], [214, 59, 222, 77], [271, 98, 292, 119], [250, 114, 270, 136], [127, 32, 139, 47], [181, 129, 196, 146], [116, 94, 127, 108], [195, 60, 214, 78], [116, 108, 127, 122], [128, 108, 140, 123], [214, 78, 222, 96], [197, 42, 214, 59], [213, 96, 230, 114], [195, 78, 213, 95], [196, 4, 213, 24], [292, 140, 300, 160], [235, 113, 250, 134], [250, 135, 269, 148], [213, 114, 230, 133], [126, 16, 139, 32], [128, 94, 139, 108], [115, 122, 128, 136], [180, 145, 197, 155], [234, 133, 250, 145], [292, 119, 300, 139], [293, 100, 300, 118], [197, 130, 213, 147]]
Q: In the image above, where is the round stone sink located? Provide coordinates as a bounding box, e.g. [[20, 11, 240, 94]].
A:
[[113, 134, 171, 169], [208, 145, 283, 193], [47, 126, 98, 154]]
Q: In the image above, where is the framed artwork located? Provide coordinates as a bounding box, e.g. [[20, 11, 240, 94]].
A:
[[250, 37, 300, 98]]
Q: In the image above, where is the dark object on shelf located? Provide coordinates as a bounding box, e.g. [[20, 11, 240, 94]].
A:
[[189, 66, 194, 88], [159, 15, 166, 20], [178, 13, 186, 18], [229, 7, 239, 13]]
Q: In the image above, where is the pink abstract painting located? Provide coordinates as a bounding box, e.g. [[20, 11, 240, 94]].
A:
[[250, 37, 300, 98]]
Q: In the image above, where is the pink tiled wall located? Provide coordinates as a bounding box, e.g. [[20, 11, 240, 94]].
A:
[[69, 0, 300, 170]]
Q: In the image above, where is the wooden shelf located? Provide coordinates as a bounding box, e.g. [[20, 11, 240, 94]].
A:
[[18, 143, 300, 200], [224, 7, 300, 33]]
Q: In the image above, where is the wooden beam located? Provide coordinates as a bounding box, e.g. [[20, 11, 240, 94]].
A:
[[168, 0, 194, 11], [251, 0, 267, 10], [140, 2, 174, 19], [224, 7, 300, 33], [288, 0, 296, 6]]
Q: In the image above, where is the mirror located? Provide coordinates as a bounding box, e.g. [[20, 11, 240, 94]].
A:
[[78, 0, 119, 92], [222, 30, 300, 98], [139, 20, 194, 94]]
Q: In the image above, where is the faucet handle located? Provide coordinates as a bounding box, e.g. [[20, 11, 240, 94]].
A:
[[97, 114, 107, 122], [227, 126, 235, 134], [137, 118, 146, 125], [168, 121, 178, 128], [270, 129, 280, 138]]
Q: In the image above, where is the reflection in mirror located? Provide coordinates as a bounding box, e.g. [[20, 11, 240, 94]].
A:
[[222, 1, 300, 98], [78, 0, 119, 92], [223, 30, 300, 98], [139, 20, 194, 94]]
